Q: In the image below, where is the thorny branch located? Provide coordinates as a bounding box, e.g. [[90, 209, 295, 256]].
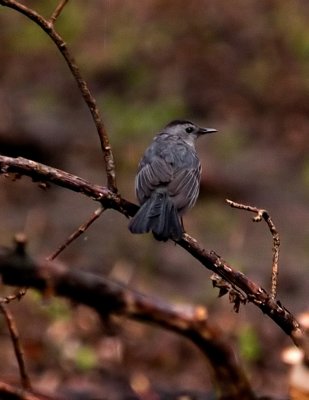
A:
[[226, 199, 280, 299], [0, 240, 255, 400], [0, 0, 117, 192], [0, 155, 303, 348]]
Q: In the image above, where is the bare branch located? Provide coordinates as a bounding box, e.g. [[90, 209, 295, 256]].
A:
[[49, 0, 69, 25], [0, 155, 125, 207], [0, 248, 255, 400], [0, 304, 32, 390], [47, 206, 105, 261], [178, 233, 302, 347], [0, 0, 117, 192], [226, 199, 280, 299], [0, 155, 303, 346]]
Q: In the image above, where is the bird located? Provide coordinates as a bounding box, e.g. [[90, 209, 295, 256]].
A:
[[128, 120, 217, 241]]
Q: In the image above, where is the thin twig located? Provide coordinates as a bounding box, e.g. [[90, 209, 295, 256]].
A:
[[47, 206, 105, 261], [0, 0, 117, 192], [226, 199, 280, 299], [0, 304, 32, 390], [49, 0, 69, 25]]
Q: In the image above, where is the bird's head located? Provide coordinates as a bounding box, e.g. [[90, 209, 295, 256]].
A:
[[164, 120, 217, 146]]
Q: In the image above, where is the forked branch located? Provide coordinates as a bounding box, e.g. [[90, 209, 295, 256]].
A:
[[49, 0, 69, 25], [0, 155, 303, 348]]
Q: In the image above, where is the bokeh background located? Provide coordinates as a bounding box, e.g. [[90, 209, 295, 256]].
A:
[[0, 0, 308, 398]]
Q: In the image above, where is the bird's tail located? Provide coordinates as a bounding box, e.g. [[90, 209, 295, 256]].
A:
[[128, 192, 183, 241]]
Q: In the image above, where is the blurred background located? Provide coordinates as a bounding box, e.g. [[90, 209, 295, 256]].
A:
[[0, 0, 308, 398]]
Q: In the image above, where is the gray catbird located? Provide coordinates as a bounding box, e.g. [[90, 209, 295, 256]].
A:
[[129, 120, 217, 241]]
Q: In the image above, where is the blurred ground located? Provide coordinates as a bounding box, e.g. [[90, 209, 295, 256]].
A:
[[0, 0, 308, 398]]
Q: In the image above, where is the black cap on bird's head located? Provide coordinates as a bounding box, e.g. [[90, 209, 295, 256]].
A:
[[164, 120, 217, 139]]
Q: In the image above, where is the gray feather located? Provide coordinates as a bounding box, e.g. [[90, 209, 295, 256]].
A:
[[129, 192, 183, 241], [136, 137, 201, 214]]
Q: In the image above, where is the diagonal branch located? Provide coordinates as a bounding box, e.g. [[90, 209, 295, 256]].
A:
[[47, 206, 105, 261], [0, 0, 117, 192], [0, 155, 303, 347]]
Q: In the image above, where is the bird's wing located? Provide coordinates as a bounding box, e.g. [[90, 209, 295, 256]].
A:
[[167, 163, 201, 213], [135, 156, 173, 204], [135, 136, 202, 210]]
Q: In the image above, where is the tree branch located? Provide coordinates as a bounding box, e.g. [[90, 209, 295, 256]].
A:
[[0, 0, 117, 192], [0, 155, 303, 347], [0, 155, 131, 211], [0, 241, 255, 400]]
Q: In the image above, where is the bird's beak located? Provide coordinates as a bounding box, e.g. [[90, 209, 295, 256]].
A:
[[199, 127, 217, 135]]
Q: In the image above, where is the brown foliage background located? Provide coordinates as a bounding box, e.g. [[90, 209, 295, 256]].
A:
[[0, 0, 308, 398]]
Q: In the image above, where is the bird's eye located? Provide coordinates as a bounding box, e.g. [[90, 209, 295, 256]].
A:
[[185, 127, 194, 133]]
